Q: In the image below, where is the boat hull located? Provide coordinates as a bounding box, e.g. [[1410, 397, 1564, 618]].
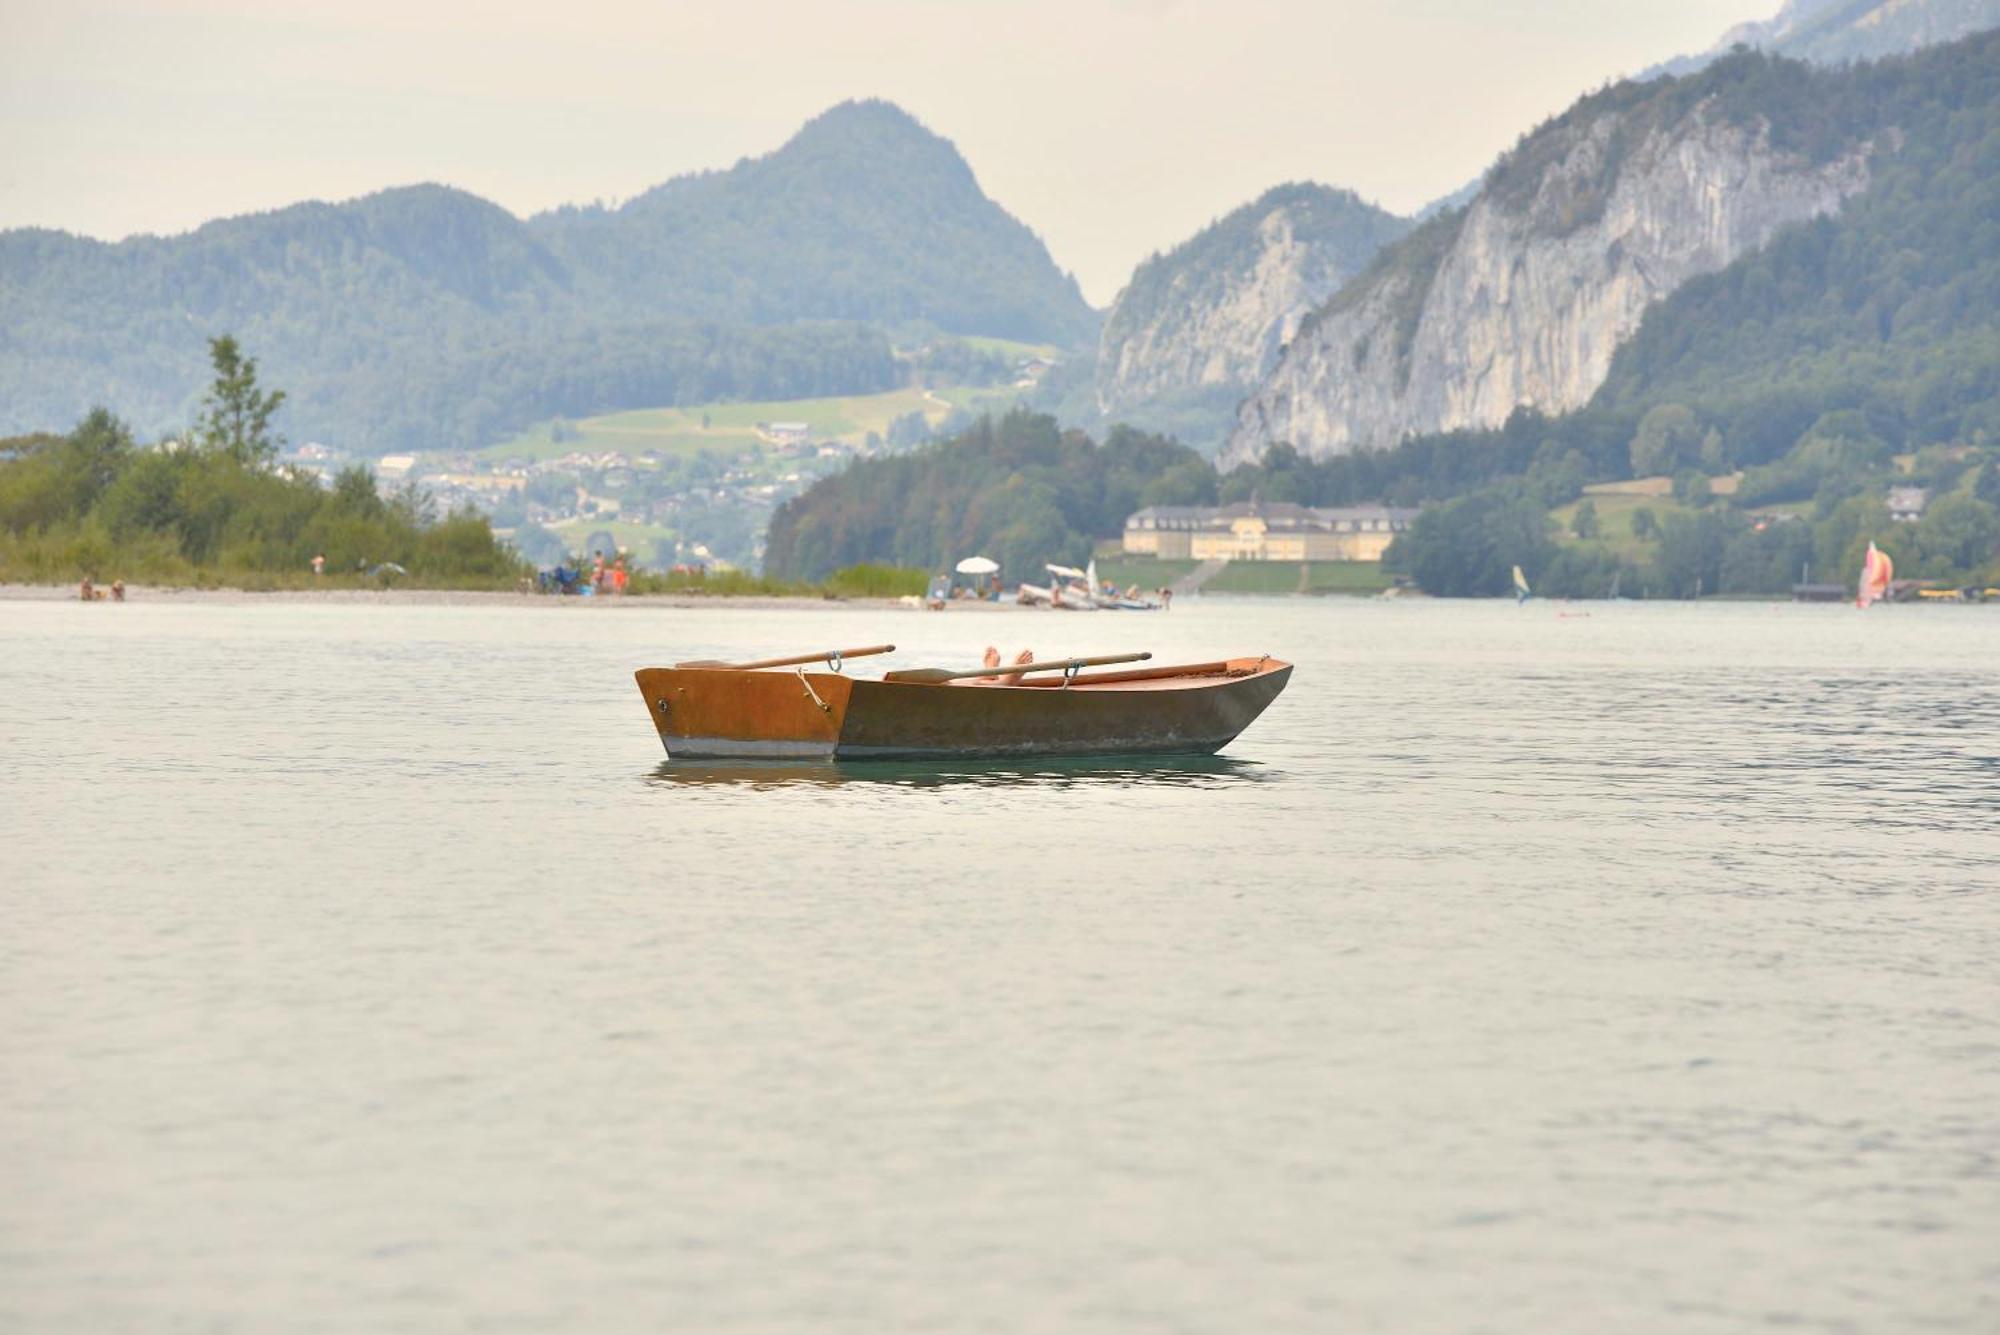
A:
[[634, 658, 1291, 761]]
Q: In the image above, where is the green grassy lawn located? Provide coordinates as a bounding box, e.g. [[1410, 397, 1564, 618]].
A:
[[1203, 560, 1393, 595], [541, 516, 682, 560], [921, 384, 1027, 417], [1551, 493, 1698, 563], [479, 387, 989, 463], [1093, 556, 1200, 589], [955, 336, 1062, 362], [1298, 562, 1396, 594]]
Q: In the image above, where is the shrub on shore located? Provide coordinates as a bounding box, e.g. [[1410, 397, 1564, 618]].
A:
[[0, 411, 527, 587]]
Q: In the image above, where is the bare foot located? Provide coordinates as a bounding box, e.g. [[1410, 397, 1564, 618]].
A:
[[1000, 648, 1033, 685]]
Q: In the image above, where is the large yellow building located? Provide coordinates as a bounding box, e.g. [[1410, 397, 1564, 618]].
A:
[[1123, 501, 1417, 562]]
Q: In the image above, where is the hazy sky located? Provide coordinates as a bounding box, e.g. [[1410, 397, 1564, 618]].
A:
[[2, 0, 1773, 304]]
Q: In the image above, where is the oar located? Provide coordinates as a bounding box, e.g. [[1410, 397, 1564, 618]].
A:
[[675, 644, 895, 670], [883, 652, 1151, 685], [1010, 658, 1232, 687]]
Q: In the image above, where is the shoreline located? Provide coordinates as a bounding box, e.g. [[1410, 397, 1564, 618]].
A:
[[9, 583, 1902, 608], [0, 582, 931, 610]]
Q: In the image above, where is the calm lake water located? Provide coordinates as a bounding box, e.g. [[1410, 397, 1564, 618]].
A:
[[3, 595, 1996, 1333]]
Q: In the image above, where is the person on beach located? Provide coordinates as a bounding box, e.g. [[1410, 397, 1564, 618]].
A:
[[110, 580, 124, 602], [613, 556, 628, 595], [78, 576, 94, 601]]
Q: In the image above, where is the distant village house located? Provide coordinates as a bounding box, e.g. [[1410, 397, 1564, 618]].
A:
[[756, 421, 812, 447], [1123, 500, 1418, 563]]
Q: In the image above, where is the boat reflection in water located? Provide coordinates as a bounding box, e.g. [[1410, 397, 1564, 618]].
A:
[[645, 753, 1281, 792]]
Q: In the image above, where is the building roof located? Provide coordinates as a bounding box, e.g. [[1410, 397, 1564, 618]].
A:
[[1126, 501, 1420, 531]]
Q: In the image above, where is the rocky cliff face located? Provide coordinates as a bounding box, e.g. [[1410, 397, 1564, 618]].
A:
[[1222, 95, 1873, 467], [1094, 184, 1407, 451]]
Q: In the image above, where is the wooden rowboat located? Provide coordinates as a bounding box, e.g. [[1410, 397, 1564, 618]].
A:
[[634, 646, 1292, 761]]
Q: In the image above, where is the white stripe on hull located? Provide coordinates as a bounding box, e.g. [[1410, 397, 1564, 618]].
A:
[[660, 735, 838, 760]]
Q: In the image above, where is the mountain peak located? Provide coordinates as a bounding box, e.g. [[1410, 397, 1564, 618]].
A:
[[794, 98, 936, 141], [1645, 0, 2000, 79], [1095, 181, 1411, 450], [766, 98, 977, 191], [528, 98, 1094, 344]]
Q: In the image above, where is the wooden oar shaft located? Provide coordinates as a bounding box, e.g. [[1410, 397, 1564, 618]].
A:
[[883, 652, 1151, 684], [1012, 659, 1231, 687], [676, 644, 895, 670]]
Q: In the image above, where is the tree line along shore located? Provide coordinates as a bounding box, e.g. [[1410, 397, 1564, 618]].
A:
[[0, 336, 935, 600], [6, 336, 1998, 601]]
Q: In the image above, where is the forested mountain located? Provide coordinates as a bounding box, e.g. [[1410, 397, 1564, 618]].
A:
[[1589, 31, 2000, 454], [534, 100, 1095, 346], [0, 101, 1086, 451], [1224, 31, 2000, 467], [1649, 0, 2000, 77], [1093, 184, 1409, 453], [1207, 31, 2000, 600], [764, 410, 1211, 582]]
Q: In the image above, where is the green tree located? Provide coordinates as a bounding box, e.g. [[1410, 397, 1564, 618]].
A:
[[1915, 494, 2000, 572], [1651, 510, 1742, 598], [1975, 460, 2000, 509], [331, 465, 387, 520], [1812, 493, 1893, 581], [1571, 498, 1600, 538], [0, 410, 133, 530], [1673, 469, 1713, 506], [1397, 483, 1556, 596], [1699, 428, 1730, 472], [195, 335, 286, 466], [1630, 507, 1659, 541], [1630, 404, 1702, 477], [1140, 459, 1219, 508]]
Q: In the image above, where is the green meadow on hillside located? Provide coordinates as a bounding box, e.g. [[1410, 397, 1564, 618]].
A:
[[1549, 486, 1704, 563], [481, 384, 1021, 462], [956, 335, 1063, 362]]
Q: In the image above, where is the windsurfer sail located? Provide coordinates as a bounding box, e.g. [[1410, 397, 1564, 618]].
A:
[[1856, 541, 1894, 608], [1512, 565, 1532, 605]]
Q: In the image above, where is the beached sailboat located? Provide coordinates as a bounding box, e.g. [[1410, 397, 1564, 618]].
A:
[[1018, 564, 1098, 609], [635, 645, 1292, 760], [1856, 541, 1894, 608], [1085, 558, 1160, 610]]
